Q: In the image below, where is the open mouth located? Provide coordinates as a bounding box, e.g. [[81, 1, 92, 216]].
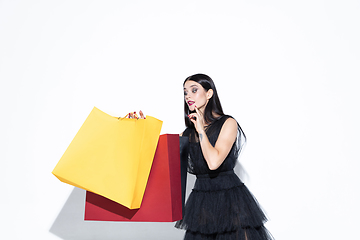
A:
[[187, 101, 195, 106]]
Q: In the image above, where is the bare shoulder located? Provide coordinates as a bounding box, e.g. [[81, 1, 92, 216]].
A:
[[221, 117, 238, 132], [217, 117, 238, 142], [213, 117, 238, 155]]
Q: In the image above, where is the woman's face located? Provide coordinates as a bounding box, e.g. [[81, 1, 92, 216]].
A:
[[183, 80, 213, 112]]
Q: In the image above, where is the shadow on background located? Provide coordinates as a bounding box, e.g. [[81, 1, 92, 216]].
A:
[[235, 162, 249, 183], [49, 162, 247, 240], [49, 187, 184, 240]]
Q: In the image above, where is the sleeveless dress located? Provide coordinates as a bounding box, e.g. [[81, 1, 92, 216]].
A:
[[175, 115, 274, 240]]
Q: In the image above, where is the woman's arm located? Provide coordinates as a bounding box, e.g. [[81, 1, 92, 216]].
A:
[[188, 107, 237, 170], [198, 118, 237, 170]]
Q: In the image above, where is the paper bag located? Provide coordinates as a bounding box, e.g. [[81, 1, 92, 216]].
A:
[[84, 134, 184, 222], [52, 107, 163, 209]]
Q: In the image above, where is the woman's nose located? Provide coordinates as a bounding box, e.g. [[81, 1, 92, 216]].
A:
[[186, 92, 193, 98]]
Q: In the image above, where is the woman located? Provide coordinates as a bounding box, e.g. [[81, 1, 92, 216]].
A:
[[175, 74, 273, 240]]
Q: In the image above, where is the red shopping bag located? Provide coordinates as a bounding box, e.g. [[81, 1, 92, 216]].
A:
[[84, 134, 183, 222]]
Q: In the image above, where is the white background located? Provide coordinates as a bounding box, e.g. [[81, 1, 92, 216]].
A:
[[1, 0, 359, 239]]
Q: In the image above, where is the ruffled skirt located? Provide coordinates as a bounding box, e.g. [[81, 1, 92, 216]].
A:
[[175, 171, 274, 240]]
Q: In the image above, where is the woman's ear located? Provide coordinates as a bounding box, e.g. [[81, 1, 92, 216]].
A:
[[206, 89, 214, 100]]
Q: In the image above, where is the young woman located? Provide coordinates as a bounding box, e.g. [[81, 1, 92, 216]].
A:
[[175, 74, 273, 240]]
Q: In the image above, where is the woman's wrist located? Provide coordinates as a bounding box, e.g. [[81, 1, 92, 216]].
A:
[[197, 128, 205, 135], [198, 130, 206, 142]]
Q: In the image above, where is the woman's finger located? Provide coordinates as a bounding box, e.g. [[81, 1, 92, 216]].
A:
[[188, 113, 198, 120], [139, 110, 145, 119], [194, 106, 203, 119], [189, 116, 196, 124], [194, 105, 199, 113]]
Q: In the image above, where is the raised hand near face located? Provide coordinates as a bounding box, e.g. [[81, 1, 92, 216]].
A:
[[188, 106, 206, 134]]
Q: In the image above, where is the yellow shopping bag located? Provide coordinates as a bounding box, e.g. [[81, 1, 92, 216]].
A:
[[52, 107, 163, 209]]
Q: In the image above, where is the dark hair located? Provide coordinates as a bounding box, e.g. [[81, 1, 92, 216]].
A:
[[184, 73, 224, 128]]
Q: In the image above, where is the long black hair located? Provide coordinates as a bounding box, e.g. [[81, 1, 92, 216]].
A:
[[184, 74, 224, 128]]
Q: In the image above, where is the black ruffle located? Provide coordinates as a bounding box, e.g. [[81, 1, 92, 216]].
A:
[[183, 225, 273, 240], [175, 173, 272, 239]]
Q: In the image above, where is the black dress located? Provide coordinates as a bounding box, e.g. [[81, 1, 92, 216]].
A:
[[175, 115, 274, 240]]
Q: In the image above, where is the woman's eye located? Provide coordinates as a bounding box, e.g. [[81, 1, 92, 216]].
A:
[[184, 91, 188, 96], [192, 88, 197, 93]]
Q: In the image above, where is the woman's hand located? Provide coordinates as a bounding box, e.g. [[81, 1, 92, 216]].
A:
[[124, 110, 146, 119], [188, 106, 206, 133]]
